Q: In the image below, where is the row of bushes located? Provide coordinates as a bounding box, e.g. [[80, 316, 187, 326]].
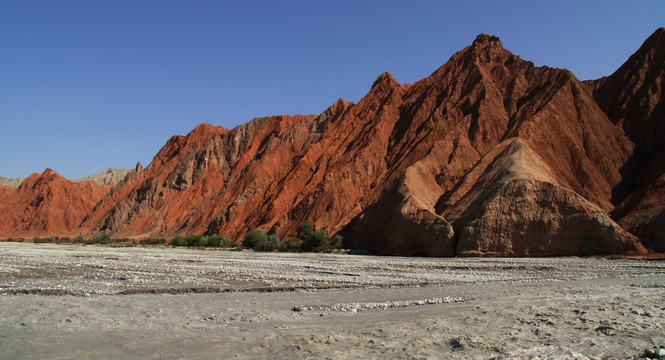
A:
[[170, 234, 233, 248], [242, 223, 343, 252], [30, 235, 167, 246], [27, 223, 344, 253], [32, 235, 105, 244]]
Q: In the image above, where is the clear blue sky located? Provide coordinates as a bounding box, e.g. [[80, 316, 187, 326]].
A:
[[1, 1, 663, 179]]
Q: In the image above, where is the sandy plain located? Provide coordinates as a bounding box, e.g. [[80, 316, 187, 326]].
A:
[[1, 242, 664, 359]]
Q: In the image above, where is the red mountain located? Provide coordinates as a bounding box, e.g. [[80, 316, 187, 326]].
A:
[[3, 29, 664, 256], [0, 169, 110, 238]]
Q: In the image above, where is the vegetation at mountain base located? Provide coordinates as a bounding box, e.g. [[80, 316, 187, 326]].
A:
[[26, 223, 345, 253]]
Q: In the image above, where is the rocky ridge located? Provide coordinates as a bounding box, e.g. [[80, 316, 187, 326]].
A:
[[1, 29, 664, 256]]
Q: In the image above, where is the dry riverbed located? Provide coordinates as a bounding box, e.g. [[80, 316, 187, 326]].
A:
[[1, 242, 664, 359]]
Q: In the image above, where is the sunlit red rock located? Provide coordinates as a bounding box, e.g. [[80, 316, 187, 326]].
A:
[[0, 169, 110, 238]]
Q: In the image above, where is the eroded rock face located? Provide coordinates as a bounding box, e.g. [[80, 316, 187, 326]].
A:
[[3, 30, 663, 256], [444, 140, 643, 256]]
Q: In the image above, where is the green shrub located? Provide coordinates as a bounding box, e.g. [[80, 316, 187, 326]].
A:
[[243, 230, 268, 250], [279, 237, 304, 252], [207, 235, 233, 247], [171, 235, 188, 246], [300, 223, 329, 251], [74, 235, 85, 243], [264, 234, 281, 251], [171, 234, 233, 247], [140, 238, 166, 245], [220, 236, 234, 247], [204, 235, 220, 247], [329, 234, 344, 249], [93, 233, 112, 244], [184, 234, 206, 247]]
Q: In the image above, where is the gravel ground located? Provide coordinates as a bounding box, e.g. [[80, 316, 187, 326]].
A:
[[1, 242, 664, 359]]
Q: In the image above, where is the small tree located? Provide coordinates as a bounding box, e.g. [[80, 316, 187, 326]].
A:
[[219, 236, 233, 247], [184, 234, 206, 247], [171, 235, 187, 246], [206, 235, 220, 247], [94, 233, 112, 244], [206, 235, 233, 247], [243, 230, 268, 250], [300, 223, 329, 251], [264, 234, 281, 251]]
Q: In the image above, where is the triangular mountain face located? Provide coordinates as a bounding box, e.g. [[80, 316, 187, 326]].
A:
[[586, 28, 665, 252], [2, 30, 663, 256], [442, 139, 642, 256]]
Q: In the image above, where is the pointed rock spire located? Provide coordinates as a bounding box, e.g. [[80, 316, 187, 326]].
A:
[[371, 71, 400, 89], [472, 33, 502, 48]]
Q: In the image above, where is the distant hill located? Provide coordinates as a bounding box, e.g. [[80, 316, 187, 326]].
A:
[[0, 176, 23, 187], [72, 168, 132, 186], [0, 168, 132, 187]]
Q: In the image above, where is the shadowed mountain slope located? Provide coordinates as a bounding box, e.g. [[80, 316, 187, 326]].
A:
[[586, 28, 665, 251]]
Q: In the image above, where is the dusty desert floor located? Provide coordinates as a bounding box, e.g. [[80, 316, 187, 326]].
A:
[[1, 242, 664, 359]]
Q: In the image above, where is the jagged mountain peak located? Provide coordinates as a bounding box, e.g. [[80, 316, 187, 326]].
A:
[[41, 168, 59, 178], [371, 71, 400, 89], [189, 122, 226, 136], [18, 169, 64, 192], [472, 33, 502, 48]]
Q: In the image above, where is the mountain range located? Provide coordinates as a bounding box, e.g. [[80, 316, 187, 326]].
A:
[[1, 29, 663, 256]]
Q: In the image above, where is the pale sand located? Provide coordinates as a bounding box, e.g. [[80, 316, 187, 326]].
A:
[[1, 243, 664, 359]]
